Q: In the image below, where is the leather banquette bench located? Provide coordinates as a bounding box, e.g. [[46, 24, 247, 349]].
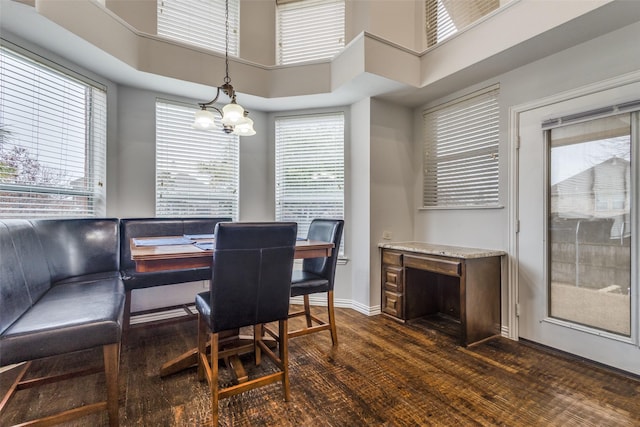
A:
[[0, 216, 228, 426], [0, 218, 124, 426]]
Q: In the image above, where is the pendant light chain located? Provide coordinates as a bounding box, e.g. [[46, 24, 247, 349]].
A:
[[224, 0, 230, 85], [192, 0, 255, 135]]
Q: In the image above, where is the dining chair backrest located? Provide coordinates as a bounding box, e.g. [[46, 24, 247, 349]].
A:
[[208, 222, 298, 333], [301, 219, 344, 289]]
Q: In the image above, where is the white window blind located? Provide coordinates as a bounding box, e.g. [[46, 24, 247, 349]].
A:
[[156, 101, 239, 218], [425, 0, 499, 47], [0, 44, 107, 218], [275, 113, 344, 252], [276, 0, 345, 65], [157, 0, 239, 55], [423, 86, 500, 208]]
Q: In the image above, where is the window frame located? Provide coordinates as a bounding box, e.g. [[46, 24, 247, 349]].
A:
[[422, 85, 500, 209], [155, 99, 239, 219], [274, 111, 345, 255], [157, 0, 240, 56], [425, 0, 500, 48], [0, 41, 107, 218], [276, 0, 345, 65]]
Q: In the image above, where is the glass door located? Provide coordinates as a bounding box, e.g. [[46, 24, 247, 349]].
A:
[[516, 90, 639, 375], [548, 114, 631, 336]]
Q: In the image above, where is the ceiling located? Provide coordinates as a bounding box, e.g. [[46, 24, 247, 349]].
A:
[[2, 0, 640, 112]]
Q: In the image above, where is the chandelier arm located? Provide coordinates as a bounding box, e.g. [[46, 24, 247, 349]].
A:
[[199, 87, 223, 108]]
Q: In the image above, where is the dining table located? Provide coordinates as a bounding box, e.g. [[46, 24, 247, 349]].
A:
[[129, 235, 334, 378]]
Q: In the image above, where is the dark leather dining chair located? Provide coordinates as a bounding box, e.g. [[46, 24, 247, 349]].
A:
[[195, 222, 297, 425], [289, 219, 344, 345]]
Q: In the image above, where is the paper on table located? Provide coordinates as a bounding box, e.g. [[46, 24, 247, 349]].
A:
[[184, 234, 215, 239], [195, 242, 214, 251], [133, 237, 194, 246]]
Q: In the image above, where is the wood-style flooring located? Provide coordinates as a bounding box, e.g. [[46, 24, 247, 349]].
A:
[[1, 306, 639, 426]]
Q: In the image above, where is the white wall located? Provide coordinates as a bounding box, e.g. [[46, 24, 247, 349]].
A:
[[407, 19, 640, 333], [349, 98, 372, 311], [369, 98, 415, 309], [346, 0, 422, 51]]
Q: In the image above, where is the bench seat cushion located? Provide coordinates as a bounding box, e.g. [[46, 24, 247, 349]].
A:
[[0, 277, 125, 366]]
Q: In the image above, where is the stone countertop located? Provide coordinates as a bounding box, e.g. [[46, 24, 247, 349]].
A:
[[378, 241, 506, 259]]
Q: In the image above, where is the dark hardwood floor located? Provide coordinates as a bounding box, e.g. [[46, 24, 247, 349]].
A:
[[2, 306, 639, 426]]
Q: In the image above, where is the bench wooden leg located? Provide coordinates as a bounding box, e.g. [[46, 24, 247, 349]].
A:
[[0, 344, 120, 427]]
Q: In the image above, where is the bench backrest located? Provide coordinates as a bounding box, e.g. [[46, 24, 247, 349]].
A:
[[119, 217, 230, 273], [0, 218, 120, 335], [31, 218, 120, 284]]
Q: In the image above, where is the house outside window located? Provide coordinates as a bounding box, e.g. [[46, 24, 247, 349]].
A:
[[155, 100, 239, 219], [0, 44, 107, 218], [275, 112, 345, 254]]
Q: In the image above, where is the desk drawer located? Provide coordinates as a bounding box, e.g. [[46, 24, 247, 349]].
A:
[[382, 250, 403, 266], [382, 290, 403, 318], [383, 266, 403, 293], [404, 254, 461, 277]]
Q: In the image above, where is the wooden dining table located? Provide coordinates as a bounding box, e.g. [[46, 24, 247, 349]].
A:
[[129, 236, 334, 377], [130, 236, 334, 273]]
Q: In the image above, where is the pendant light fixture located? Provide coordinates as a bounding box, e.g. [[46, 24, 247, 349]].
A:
[[192, 0, 256, 136]]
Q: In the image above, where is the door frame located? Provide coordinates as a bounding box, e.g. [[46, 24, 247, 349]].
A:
[[507, 70, 640, 346]]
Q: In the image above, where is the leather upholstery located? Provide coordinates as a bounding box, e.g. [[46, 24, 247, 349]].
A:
[[0, 218, 125, 367], [119, 217, 230, 290], [31, 218, 121, 284], [0, 221, 33, 336], [1, 278, 125, 363], [195, 222, 297, 333], [291, 219, 344, 297]]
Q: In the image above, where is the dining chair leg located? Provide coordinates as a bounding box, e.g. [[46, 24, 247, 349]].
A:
[[211, 333, 219, 426], [279, 319, 291, 401], [303, 295, 312, 327], [254, 324, 263, 366], [327, 291, 338, 346], [197, 314, 207, 382]]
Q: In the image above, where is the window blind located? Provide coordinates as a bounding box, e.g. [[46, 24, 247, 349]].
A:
[[157, 0, 239, 55], [0, 45, 107, 218], [425, 0, 498, 47], [423, 86, 500, 207], [156, 100, 239, 218], [275, 113, 344, 252], [277, 0, 345, 65]]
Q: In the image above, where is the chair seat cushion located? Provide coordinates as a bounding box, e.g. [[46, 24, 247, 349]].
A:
[[290, 270, 329, 297], [0, 277, 125, 365], [195, 291, 212, 329]]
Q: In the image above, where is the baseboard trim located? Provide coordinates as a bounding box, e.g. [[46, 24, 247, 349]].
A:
[[289, 296, 380, 316]]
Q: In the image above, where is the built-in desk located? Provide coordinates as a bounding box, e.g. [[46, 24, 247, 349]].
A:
[[379, 242, 505, 346]]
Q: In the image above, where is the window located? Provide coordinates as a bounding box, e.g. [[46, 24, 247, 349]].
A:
[[547, 110, 635, 336], [425, 0, 499, 47], [276, 0, 345, 65], [157, 0, 239, 55], [275, 112, 344, 253], [423, 85, 499, 208], [156, 101, 239, 218], [0, 44, 107, 218]]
